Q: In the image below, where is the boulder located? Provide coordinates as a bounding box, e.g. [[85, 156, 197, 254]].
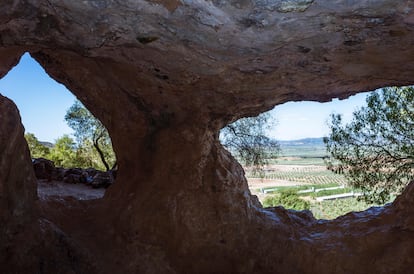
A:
[[32, 158, 55, 180], [84, 168, 99, 178], [63, 168, 88, 184], [0, 95, 37, 225], [91, 171, 113, 189], [52, 167, 66, 181]]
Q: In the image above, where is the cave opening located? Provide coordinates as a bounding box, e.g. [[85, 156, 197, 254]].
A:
[[223, 87, 412, 220], [0, 52, 117, 201]]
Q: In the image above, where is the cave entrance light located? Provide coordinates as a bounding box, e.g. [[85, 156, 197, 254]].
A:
[[224, 89, 403, 220], [0, 52, 117, 201]]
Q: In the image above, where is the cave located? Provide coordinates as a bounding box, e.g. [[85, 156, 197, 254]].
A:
[[0, 54, 113, 200], [1, 1, 414, 273]]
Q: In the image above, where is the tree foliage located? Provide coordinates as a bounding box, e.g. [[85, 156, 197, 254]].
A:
[[324, 86, 414, 203], [65, 100, 116, 171], [24, 101, 116, 171], [48, 135, 77, 167], [220, 112, 279, 174], [25, 133, 50, 158]]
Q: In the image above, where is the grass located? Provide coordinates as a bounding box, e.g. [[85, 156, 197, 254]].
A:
[[256, 181, 388, 220], [310, 198, 380, 220], [311, 187, 354, 198], [279, 145, 327, 158], [259, 183, 340, 193], [259, 183, 375, 219], [259, 188, 377, 220]]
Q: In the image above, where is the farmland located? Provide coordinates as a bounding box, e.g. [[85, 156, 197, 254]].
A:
[[246, 138, 389, 220]]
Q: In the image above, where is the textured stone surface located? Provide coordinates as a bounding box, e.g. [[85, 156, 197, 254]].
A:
[[0, 95, 37, 226], [0, 96, 97, 273], [1, 0, 414, 273]]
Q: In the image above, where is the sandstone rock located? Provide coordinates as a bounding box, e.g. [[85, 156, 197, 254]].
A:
[[0, 97, 99, 273], [0, 95, 37, 225], [84, 168, 99, 178], [91, 171, 113, 189], [1, 1, 414, 273], [63, 168, 88, 184], [62, 174, 81, 184], [53, 167, 66, 181], [32, 157, 55, 180]]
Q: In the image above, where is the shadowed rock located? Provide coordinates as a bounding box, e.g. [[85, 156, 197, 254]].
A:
[[1, 1, 414, 273], [0, 96, 97, 273], [0, 95, 37, 227]]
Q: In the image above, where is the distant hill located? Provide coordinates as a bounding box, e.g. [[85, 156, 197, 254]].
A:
[[277, 137, 324, 146], [40, 141, 54, 148], [276, 138, 327, 158]]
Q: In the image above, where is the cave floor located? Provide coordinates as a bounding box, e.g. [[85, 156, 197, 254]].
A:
[[37, 179, 105, 201]]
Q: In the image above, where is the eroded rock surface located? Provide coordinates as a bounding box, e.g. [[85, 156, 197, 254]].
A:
[[0, 95, 36, 226], [1, 1, 414, 273], [0, 96, 97, 273]]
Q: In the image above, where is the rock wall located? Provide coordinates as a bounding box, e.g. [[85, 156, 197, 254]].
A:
[[1, 1, 414, 273]]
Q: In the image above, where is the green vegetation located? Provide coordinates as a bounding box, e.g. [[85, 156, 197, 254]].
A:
[[325, 86, 414, 203], [25, 100, 116, 171], [267, 139, 327, 165], [220, 112, 279, 175], [253, 170, 347, 185], [259, 183, 339, 193], [65, 100, 116, 171], [279, 145, 327, 158], [249, 141, 390, 219], [310, 198, 382, 220], [25, 133, 50, 158], [263, 190, 310, 211], [48, 134, 77, 167], [311, 187, 350, 197], [257, 182, 375, 219], [250, 90, 413, 217]]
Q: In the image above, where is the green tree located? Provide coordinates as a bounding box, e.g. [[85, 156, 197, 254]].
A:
[[49, 135, 77, 168], [220, 112, 279, 175], [65, 100, 116, 171], [24, 133, 50, 158], [324, 86, 414, 203]]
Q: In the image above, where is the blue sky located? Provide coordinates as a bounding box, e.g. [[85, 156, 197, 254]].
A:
[[0, 53, 75, 142], [268, 92, 369, 140], [0, 53, 370, 142]]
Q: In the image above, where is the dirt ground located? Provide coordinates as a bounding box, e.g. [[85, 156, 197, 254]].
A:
[[37, 179, 105, 200], [36, 166, 313, 201]]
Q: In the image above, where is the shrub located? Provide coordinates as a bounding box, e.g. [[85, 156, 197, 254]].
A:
[[263, 189, 310, 211]]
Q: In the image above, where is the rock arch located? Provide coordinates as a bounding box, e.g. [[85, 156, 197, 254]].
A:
[[1, 1, 414, 273]]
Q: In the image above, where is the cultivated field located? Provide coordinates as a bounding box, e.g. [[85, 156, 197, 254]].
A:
[[246, 139, 385, 220]]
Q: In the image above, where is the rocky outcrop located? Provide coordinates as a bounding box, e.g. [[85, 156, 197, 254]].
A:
[[32, 158, 55, 180], [32, 158, 115, 188], [1, 1, 414, 273], [0, 96, 98, 273], [0, 95, 37, 228]]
